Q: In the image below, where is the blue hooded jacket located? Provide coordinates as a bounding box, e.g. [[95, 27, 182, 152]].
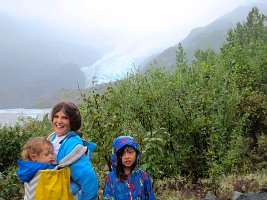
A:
[[102, 136, 156, 200], [51, 131, 98, 200], [17, 159, 55, 182]]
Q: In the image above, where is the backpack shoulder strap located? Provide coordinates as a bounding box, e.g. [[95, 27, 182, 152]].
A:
[[47, 132, 88, 169], [54, 144, 87, 169], [24, 171, 41, 200], [47, 132, 56, 141]]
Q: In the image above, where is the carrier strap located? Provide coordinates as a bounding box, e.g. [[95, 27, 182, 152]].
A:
[[47, 132, 56, 141], [55, 144, 87, 169], [47, 132, 88, 169]]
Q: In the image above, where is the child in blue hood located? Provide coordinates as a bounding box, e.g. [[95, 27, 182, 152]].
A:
[[103, 136, 156, 200], [17, 137, 56, 183]]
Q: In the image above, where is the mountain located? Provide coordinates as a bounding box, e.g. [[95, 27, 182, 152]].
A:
[[141, 2, 267, 70], [0, 14, 102, 108], [2, 1, 266, 109], [33, 82, 113, 108]]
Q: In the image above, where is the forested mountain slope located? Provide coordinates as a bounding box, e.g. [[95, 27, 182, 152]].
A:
[[141, 2, 267, 70]]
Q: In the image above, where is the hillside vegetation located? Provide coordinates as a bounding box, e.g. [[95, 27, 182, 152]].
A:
[[143, 3, 267, 70], [0, 7, 266, 199]]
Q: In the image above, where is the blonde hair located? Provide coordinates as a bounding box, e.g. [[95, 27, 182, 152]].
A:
[[22, 137, 53, 161]]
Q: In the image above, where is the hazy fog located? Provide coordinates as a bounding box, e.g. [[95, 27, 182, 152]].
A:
[[0, 0, 257, 87]]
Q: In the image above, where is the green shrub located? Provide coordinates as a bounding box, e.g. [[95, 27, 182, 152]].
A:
[[0, 166, 23, 200], [0, 114, 52, 173]]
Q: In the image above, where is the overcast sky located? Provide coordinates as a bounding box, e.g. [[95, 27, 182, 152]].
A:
[[0, 0, 248, 52], [0, 0, 253, 86]]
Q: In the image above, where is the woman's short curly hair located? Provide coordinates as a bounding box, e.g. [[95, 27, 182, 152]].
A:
[[51, 101, 81, 131]]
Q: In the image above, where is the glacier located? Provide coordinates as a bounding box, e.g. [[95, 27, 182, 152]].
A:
[[81, 37, 165, 88]]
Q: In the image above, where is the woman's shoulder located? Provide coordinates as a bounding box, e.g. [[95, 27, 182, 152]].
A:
[[65, 132, 83, 144], [59, 132, 83, 153]]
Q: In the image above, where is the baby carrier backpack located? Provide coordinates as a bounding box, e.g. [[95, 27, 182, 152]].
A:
[[23, 142, 88, 200]]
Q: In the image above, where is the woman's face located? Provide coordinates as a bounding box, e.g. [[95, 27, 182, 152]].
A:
[[52, 110, 71, 136]]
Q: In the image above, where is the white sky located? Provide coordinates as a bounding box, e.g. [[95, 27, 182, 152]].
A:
[[0, 0, 251, 86], [0, 0, 248, 52]]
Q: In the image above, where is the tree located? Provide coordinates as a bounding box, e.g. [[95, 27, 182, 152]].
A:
[[221, 7, 267, 90], [175, 43, 188, 72], [221, 7, 267, 151]]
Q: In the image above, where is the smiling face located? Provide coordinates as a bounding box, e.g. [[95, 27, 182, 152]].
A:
[[121, 146, 137, 174], [51, 102, 82, 133], [52, 110, 71, 137]]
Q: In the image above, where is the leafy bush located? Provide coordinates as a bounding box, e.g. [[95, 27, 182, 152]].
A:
[[0, 166, 23, 200], [0, 6, 266, 199], [0, 114, 52, 173], [79, 7, 267, 185], [0, 125, 30, 172]]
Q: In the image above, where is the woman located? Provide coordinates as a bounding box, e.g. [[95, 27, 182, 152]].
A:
[[49, 101, 98, 200]]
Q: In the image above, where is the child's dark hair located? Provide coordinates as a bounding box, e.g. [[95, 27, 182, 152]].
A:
[[51, 101, 81, 131], [116, 145, 138, 181]]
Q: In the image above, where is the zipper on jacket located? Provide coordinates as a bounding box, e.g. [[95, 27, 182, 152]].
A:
[[125, 180, 133, 200]]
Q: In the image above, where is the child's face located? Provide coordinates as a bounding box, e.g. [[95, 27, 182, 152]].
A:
[[36, 145, 55, 164], [52, 110, 71, 136], [121, 146, 137, 168]]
